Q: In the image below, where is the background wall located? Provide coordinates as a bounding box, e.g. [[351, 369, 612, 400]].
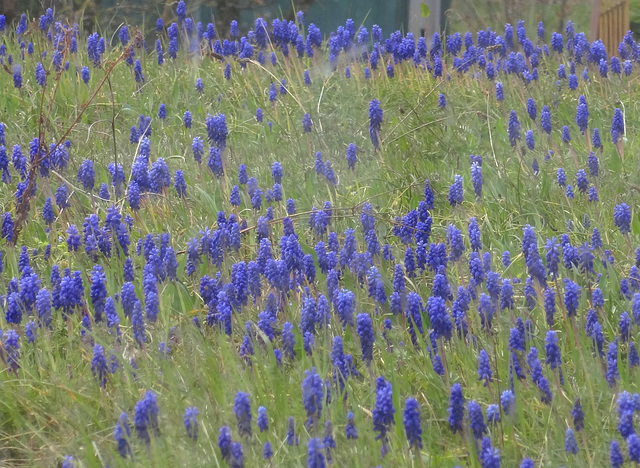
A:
[[0, 0, 629, 42]]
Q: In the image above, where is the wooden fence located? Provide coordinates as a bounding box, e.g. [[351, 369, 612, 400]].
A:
[[590, 0, 630, 54]]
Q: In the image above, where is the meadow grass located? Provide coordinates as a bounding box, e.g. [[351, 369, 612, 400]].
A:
[[0, 10, 638, 468]]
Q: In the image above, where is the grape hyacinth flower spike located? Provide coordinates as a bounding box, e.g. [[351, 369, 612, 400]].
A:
[[369, 99, 383, 150]]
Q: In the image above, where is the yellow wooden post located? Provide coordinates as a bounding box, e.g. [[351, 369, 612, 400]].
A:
[[590, 0, 602, 42], [594, 0, 629, 54]]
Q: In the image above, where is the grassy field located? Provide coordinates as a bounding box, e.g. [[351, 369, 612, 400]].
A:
[[0, 6, 639, 468]]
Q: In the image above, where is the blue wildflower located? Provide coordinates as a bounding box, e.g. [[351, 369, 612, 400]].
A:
[[369, 99, 383, 150], [447, 383, 465, 434], [614, 203, 631, 235], [611, 108, 624, 143], [373, 376, 395, 455], [403, 398, 422, 449], [134, 391, 160, 444], [478, 349, 493, 386], [234, 392, 252, 437], [565, 427, 578, 454]]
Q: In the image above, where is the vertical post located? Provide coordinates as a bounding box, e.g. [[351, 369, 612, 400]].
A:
[[590, 0, 602, 43], [558, 0, 568, 31], [608, 5, 613, 51], [624, 0, 630, 37], [441, 0, 451, 35]]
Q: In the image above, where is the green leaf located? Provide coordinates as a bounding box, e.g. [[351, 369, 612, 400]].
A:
[[420, 2, 431, 18]]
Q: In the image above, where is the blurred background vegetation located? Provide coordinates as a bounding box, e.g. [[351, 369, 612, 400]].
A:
[[448, 0, 591, 35], [0, 0, 636, 43]]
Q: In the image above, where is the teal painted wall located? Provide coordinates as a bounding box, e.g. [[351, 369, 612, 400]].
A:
[[98, 0, 412, 38], [305, 0, 409, 37]]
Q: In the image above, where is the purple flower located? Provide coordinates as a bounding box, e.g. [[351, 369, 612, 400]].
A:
[[183, 407, 198, 441], [508, 110, 520, 146], [158, 103, 167, 120], [356, 313, 374, 365], [495, 82, 504, 101], [471, 162, 483, 198], [427, 295, 452, 340], [522, 99, 535, 122], [610, 440, 624, 467], [13, 65, 22, 89], [541, 105, 551, 134], [257, 406, 268, 432], [484, 404, 500, 425], [478, 349, 492, 386], [234, 392, 252, 437], [448, 174, 464, 206], [607, 339, 620, 387], [630, 434, 640, 464], [480, 436, 500, 468], [134, 391, 160, 444], [369, 99, 383, 150], [207, 147, 224, 178], [286, 416, 298, 446], [566, 184, 574, 198], [346, 143, 357, 170], [217, 426, 232, 461], [307, 438, 325, 467], [131, 300, 146, 345], [3, 329, 20, 371], [468, 400, 487, 439], [469, 251, 484, 284], [149, 158, 171, 193], [611, 108, 624, 143], [176, 1, 186, 22], [438, 93, 446, 108], [576, 169, 589, 193], [525, 130, 535, 150], [174, 170, 187, 197], [592, 128, 602, 148], [135, 58, 146, 82], [77, 159, 95, 191], [114, 413, 132, 459], [302, 113, 312, 133], [403, 398, 422, 449], [551, 32, 563, 53], [544, 330, 562, 370], [66, 225, 81, 251], [346, 411, 358, 439], [282, 321, 296, 359], [335, 288, 355, 328], [91, 344, 108, 387], [563, 278, 581, 317], [565, 427, 578, 454], [302, 367, 323, 427], [192, 137, 204, 164], [90, 265, 108, 322], [572, 399, 584, 431], [447, 383, 465, 434], [372, 376, 395, 454], [576, 100, 589, 134], [35, 62, 46, 87], [447, 225, 465, 262], [562, 126, 571, 143], [614, 203, 631, 235], [501, 390, 515, 416], [183, 111, 192, 129], [206, 113, 228, 150]]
